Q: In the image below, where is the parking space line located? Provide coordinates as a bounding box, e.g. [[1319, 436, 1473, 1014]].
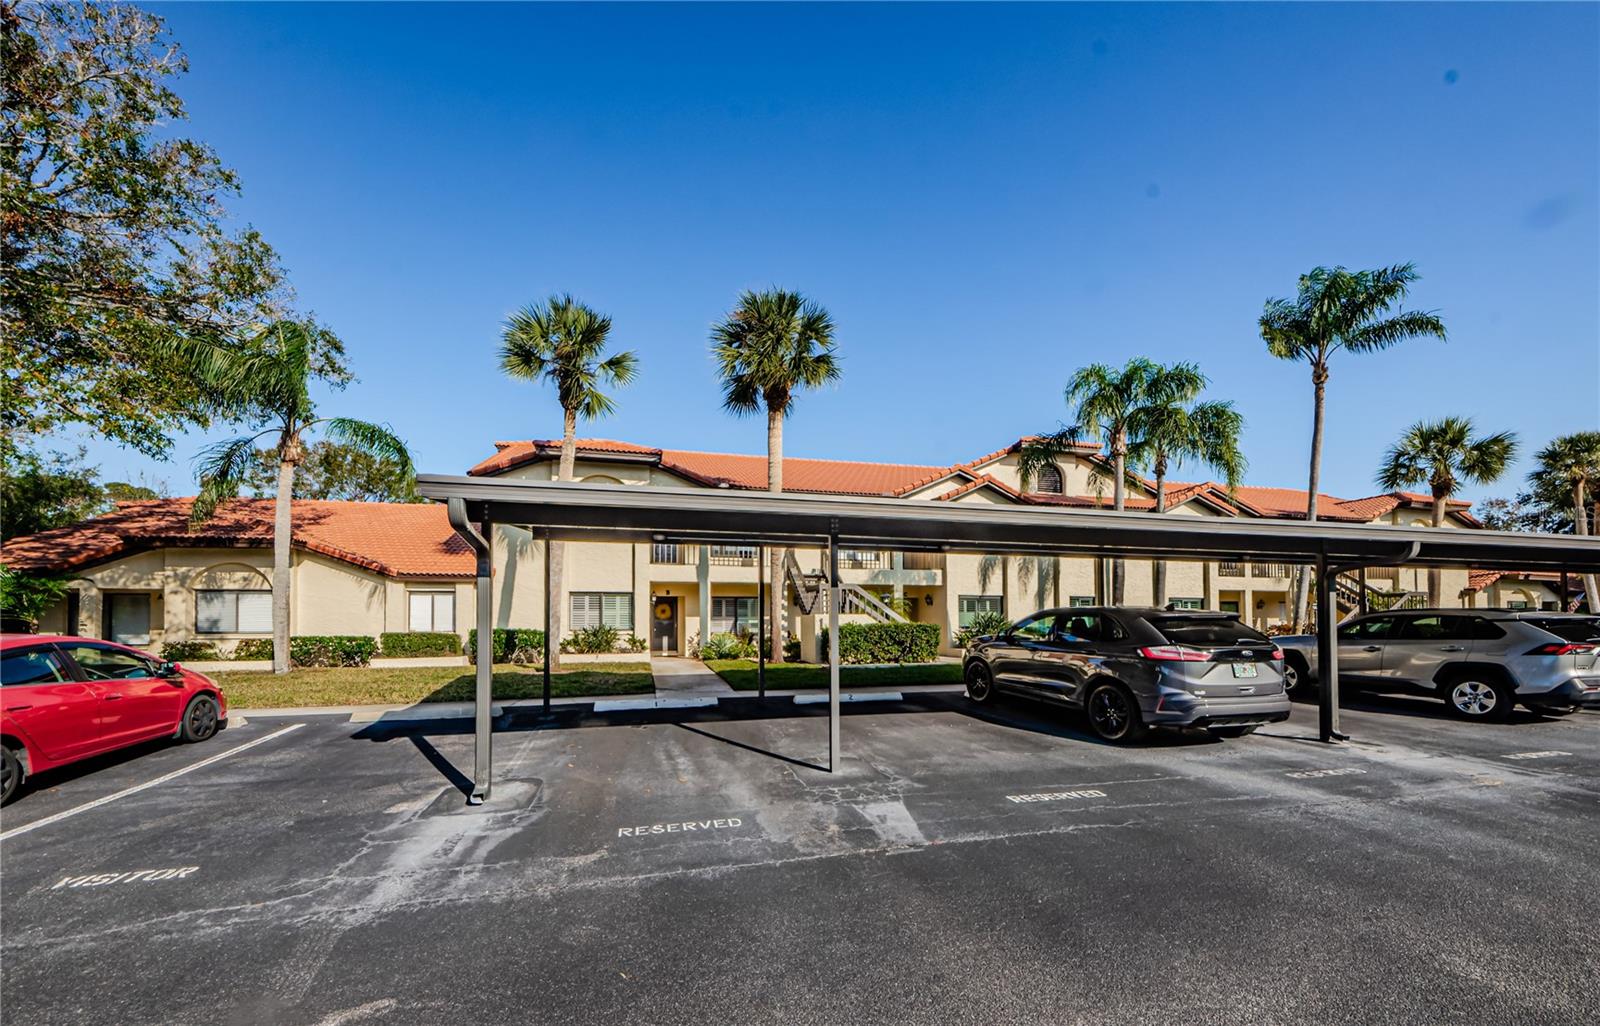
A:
[[0, 723, 304, 843]]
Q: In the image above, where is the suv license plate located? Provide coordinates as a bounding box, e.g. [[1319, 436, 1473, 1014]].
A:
[[1232, 664, 1259, 679]]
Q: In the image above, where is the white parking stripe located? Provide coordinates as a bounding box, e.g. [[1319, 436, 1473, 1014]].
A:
[[0, 723, 304, 842]]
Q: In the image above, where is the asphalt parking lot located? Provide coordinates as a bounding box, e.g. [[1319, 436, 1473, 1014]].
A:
[[2, 692, 1597, 1026]]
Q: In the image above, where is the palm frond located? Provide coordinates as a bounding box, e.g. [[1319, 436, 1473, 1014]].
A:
[[322, 418, 414, 475], [190, 434, 263, 524]]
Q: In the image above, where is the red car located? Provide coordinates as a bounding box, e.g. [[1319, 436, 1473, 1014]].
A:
[[1, 635, 228, 805]]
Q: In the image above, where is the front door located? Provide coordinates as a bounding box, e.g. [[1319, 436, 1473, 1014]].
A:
[[106, 593, 152, 647], [651, 597, 679, 655]]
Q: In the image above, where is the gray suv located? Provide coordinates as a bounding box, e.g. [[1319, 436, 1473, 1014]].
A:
[[962, 607, 1292, 742], [1277, 610, 1600, 721]]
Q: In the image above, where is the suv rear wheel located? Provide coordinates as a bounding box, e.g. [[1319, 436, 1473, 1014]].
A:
[[1281, 654, 1314, 698], [1085, 682, 1146, 743], [1442, 673, 1514, 723]]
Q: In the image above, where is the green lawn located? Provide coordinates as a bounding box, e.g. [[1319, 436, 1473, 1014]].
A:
[[211, 663, 654, 709], [705, 659, 962, 691]]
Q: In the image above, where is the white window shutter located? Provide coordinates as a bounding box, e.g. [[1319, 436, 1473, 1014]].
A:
[[236, 592, 273, 633], [433, 592, 454, 632], [197, 591, 230, 633], [409, 593, 432, 631]]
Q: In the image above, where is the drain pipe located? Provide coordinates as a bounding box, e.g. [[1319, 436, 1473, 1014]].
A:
[[448, 498, 493, 803]]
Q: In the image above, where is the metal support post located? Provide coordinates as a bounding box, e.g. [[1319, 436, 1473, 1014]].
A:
[[542, 531, 552, 715], [446, 499, 493, 804], [1315, 551, 1345, 743], [828, 527, 841, 772], [1357, 566, 1369, 616], [757, 542, 767, 698]]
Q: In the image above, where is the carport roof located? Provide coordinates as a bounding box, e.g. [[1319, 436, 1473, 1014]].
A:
[[416, 475, 1600, 573]]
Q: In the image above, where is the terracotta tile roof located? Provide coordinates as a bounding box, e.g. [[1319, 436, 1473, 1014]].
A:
[[1024, 492, 1161, 511], [659, 449, 948, 496], [468, 438, 660, 476], [1467, 570, 1505, 592], [1, 499, 474, 578], [932, 474, 1026, 503]]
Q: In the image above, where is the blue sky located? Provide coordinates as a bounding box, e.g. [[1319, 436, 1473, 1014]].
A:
[[84, 2, 1598, 504]]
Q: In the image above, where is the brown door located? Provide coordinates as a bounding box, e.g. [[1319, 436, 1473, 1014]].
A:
[[651, 597, 679, 655]]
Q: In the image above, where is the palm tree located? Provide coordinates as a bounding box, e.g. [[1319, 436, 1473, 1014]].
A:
[[1377, 416, 1518, 607], [711, 288, 840, 663], [1019, 357, 1158, 604], [501, 295, 638, 670], [188, 320, 412, 675], [1530, 431, 1600, 612], [1261, 263, 1447, 627], [1127, 363, 1246, 605]]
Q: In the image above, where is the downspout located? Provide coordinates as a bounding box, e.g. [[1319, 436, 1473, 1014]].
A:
[[448, 498, 493, 804]]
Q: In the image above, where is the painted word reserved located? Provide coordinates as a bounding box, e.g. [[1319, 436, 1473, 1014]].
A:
[[619, 818, 742, 838], [1006, 789, 1107, 804], [1503, 750, 1573, 761], [1286, 767, 1367, 779], [53, 867, 199, 889]]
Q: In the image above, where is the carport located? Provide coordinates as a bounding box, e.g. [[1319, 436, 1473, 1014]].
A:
[[415, 475, 1600, 802]]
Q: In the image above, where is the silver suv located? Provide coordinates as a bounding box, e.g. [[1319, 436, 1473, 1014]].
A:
[[1277, 610, 1600, 721]]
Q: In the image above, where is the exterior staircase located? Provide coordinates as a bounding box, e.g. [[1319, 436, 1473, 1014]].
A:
[[1328, 572, 1425, 620], [780, 549, 907, 624]]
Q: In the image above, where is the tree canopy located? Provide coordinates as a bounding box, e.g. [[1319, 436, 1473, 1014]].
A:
[[245, 439, 420, 503], [1, 1, 289, 460]]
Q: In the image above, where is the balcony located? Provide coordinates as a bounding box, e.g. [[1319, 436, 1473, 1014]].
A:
[[650, 543, 758, 567], [649, 545, 943, 585], [1218, 561, 1293, 580]]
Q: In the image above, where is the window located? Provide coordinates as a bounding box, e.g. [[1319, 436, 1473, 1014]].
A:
[[1339, 616, 1396, 641], [196, 590, 271, 634], [1506, 600, 1530, 611], [1009, 615, 1055, 641], [1168, 598, 1204, 610], [408, 591, 455, 632], [1056, 613, 1126, 644], [1526, 618, 1600, 644], [958, 595, 1003, 628], [1219, 600, 1241, 614], [1034, 463, 1063, 494], [711, 596, 758, 635], [1070, 595, 1097, 607], [571, 592, 633, 631], [1, 647, 68, 686], [1394, 615, 1475, 641], [1149, 615, 1269, 646], [59, 644, 155, 680]]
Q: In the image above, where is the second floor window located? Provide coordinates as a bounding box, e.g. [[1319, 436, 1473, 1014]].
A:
[[1034, 463, 1063, 493]]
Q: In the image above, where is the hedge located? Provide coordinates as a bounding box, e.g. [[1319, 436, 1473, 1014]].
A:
[[817, 622, 940, 664], [160, 640, 219, 662], [466, 627, 546, 664], [230, 636, 376, 667], [379, 631, 462, 658]]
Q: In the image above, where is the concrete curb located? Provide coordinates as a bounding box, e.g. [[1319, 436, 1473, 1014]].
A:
[[234, 682, 966, 723]]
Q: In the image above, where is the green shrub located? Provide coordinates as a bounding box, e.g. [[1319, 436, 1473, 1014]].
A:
[[953, 611, 1011, 650], [818, 622, 940, 664], [233, 638, 274, 661], [289, 635, 377, 667], [466, 628, 546, 664], [379, 631, 461, 658], [160, 640, 219, 662], [565, 624, 620, 654], [622, 633, 648, 653], [698, 631, 756, 660]]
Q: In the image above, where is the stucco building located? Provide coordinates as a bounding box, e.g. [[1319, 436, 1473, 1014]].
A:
[[4, 436, 1506, 657]]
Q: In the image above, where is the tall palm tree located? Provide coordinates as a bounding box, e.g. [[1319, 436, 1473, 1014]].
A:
[[188, 320, 412, 675], [1530, 431, 1600, 612], [711, 288, 840, 663], [1127, 363, 1246, 605], [501, 295, 638, 670], [1377, 416, 1517, 607], [1019, 357, 1158, 604], [1261, 263, 1447, 627]]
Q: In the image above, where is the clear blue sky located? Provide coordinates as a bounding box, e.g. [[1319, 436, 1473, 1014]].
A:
[[85, 2, 1598, 504]]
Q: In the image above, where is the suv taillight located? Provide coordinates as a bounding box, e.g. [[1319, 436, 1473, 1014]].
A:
[[1269, 647, 1284, 661], [1138, 645, 1211, 662], [1525, 643, 1596, 656]]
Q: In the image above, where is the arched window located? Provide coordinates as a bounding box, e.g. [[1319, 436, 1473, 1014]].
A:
[[1034, 463, 1063, 494]]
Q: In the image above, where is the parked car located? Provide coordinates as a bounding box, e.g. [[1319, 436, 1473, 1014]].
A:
[[962, 607, 1291, 742], [1276, 610, 1600, 721], [1, 635, 228, 805]]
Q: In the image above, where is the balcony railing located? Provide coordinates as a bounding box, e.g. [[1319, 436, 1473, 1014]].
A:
[[1219, 561, 1293, 579], [649, 545, 945, 572]]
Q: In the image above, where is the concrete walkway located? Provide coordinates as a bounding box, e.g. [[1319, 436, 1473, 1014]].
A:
[[649, 656, 737, 697]]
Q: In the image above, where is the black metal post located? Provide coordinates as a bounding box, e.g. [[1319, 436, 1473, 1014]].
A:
[[1561, 570, 1570, 611], [1358, 566, 1369, 616], [542, 531, 552, 715], [1315, 551, 1345, 742], [757, 542, 766, 699]]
